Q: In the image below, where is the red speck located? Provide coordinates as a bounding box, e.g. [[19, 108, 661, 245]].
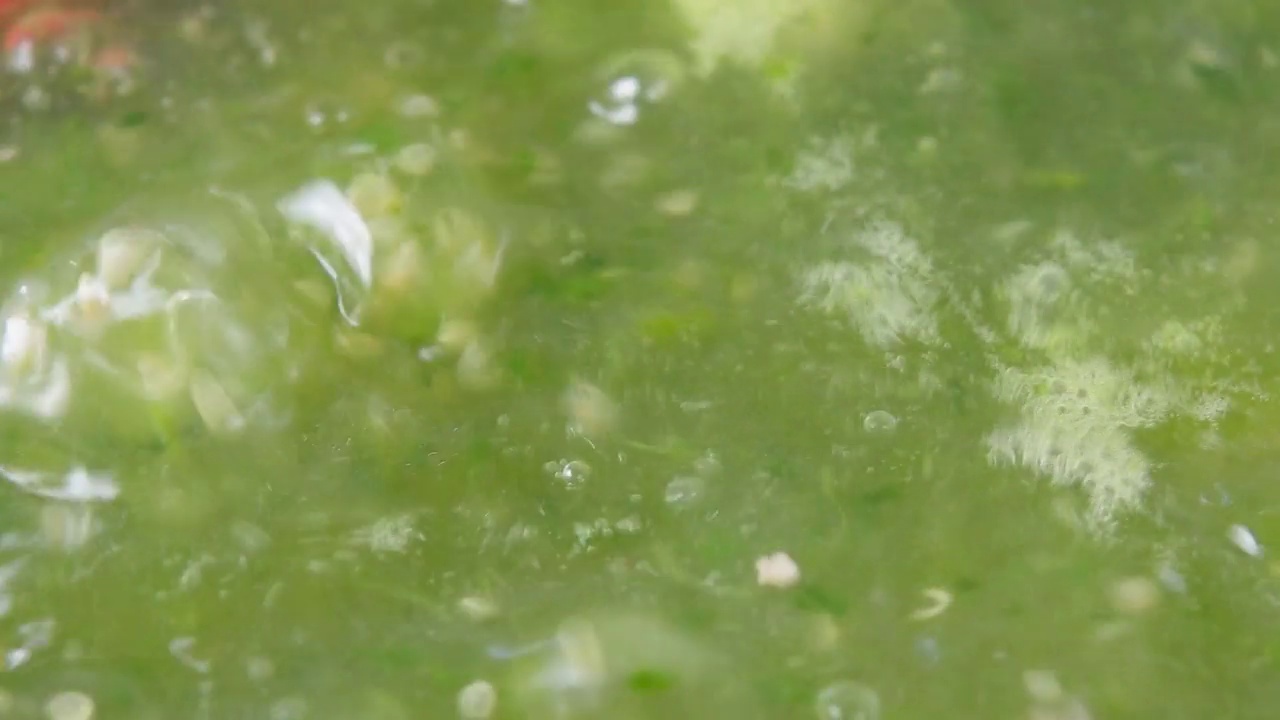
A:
[[4, 6, 100, 51]]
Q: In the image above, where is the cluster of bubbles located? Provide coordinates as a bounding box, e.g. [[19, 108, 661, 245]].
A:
[[798, 221, 942, 349], [0, 194, 296, 495], [278, 164, 507, 390], [797, 187, 1262, 532], [0, 99, 516, 694]]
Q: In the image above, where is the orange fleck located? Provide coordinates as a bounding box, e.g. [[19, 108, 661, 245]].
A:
[[4, 7, 99, 51]]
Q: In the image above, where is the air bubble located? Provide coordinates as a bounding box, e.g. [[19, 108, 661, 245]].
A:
[[45, 691, 93, 720], [545, 459, 591, 488], [815, 681, 880, 720], [863, 410, 898, 433]]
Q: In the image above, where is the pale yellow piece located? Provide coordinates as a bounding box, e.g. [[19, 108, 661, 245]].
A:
[[457, 680, 497, 720], [755, 551, 801, 588], [45, 691, 94, 720], [908, 587, 953, 620], [189, 371, 244, 434]]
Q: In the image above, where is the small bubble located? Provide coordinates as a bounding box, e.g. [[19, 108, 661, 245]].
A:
[[393, 142, 437, 176], [45, 691, 93, 720], [545, 459, 591, 488], [815, 681, 880, 720], [397, 94, 438, 118], [863, 410, 898, 433]]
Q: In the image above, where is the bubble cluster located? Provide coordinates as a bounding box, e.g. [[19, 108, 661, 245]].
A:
[[798, 221, 940, 348], [987, 358, 1162, 527], [798, 207, 1260, 532]]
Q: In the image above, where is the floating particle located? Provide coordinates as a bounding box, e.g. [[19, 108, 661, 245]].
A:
[[654, 189, 699, 216], [95, 226, 161, 290], [39, 503, 93, 551], [908, 587, 952, 620], [1107, 576, 1160, 614], [169, 636, 211, 673], [458, 596, 499, 622], [614, 515, 643, 534], [664, 475, 705, 508], [1229, 524, 1262, 556], [563, 379, 618, 438], [189, 371, 244, 434], [45, 691, 93, 720], [798, 222, 940, 348], [785, 136, 855, 193], [351, 514, 421, 554], [1, 312, 47, 379], [756, 551, 801, 588], [457, 680, 496, 719], [456, 340, 500, 390], [545, 459, 591, 489]]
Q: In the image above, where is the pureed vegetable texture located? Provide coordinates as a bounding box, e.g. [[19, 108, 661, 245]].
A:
[[0, 0, 1278, 718]]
